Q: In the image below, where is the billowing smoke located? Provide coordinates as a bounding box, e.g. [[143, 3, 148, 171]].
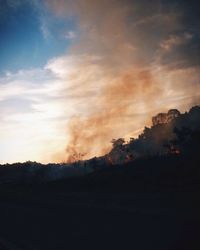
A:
[[46, 0, 200, 162], [66, 69, 162, 162]]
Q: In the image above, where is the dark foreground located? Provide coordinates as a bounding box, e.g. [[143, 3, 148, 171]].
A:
[[0, 155, 200, 250]]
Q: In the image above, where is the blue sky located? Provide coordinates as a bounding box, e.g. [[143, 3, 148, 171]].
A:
[[0, 0, 77, 73]]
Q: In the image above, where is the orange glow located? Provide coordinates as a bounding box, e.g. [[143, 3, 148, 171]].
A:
[[65, 69, 160, 162]]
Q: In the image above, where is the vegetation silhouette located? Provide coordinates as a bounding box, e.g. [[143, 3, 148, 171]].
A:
[[0, 106, 200, 250]]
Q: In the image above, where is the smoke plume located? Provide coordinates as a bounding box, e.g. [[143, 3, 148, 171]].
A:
[[46, 0, 200, 162], [66, 69, 162, 161]]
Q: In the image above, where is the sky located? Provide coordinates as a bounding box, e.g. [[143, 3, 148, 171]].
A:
[[0, 0, 199, 163]]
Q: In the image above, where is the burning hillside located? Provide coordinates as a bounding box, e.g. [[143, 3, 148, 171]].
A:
[[49, 105, 200, 167], [0, 105, 199, 184], [81, 105, 200, 167]]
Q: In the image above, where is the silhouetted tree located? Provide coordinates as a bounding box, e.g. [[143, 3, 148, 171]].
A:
[[111, 138, 125, 149]]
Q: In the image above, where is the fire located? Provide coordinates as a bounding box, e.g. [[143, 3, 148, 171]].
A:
[[125, 154, 134, 163], [169, 145, 180, 155], [106, 155, 114, 166]]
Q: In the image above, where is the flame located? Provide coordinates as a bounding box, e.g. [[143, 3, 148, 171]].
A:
[[125, 154, 134, 163], [106, 155, 114, 166], [169, 145, 180, 155]]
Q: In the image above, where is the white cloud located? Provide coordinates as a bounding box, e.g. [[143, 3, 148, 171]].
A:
[[0, 54, 108, 163], [40, 21, 51, 40], [0, 66, 69, 163], [64, 31, 76, 40]]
